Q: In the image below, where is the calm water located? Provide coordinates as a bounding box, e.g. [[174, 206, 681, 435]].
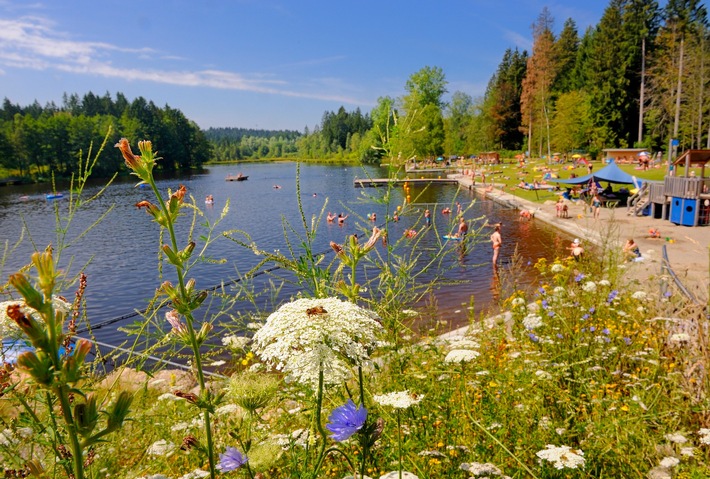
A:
[[0, 162, 571, 348]]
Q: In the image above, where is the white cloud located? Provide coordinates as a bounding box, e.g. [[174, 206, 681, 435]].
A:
[[0, 16, 364, 105]]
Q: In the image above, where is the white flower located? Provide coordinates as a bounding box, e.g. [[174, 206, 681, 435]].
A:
[[598, 279, 611, 286], [460, 462, 502, 475], [664, 433, 688, 444], [379, 472, 419, 479], [659, 457, 679, 468], [252, 298, 382, 389], [209, 360, 226, 366], [552, 286, 566, 296], [523, 314, 543, 330], [527, 303, 540, 313], [631, 291, 647, 300], [222, 335, 250, 350], [215, 404, 239, 416], [179, 470, 210, 479], [373, 390, 423, 409], [402, 309, 419, 317], [555, 427, 567, 436], [536, 445, 585, 469], [171, 421, 191, 432], [511, 297, 526, 307], [669, 333, 690, 344], [647, 466, 672, 479], [535, 370, 552, 380], [680, 447, 695, 457], [445, 349, 480, 363], [0, 297, 72, 339], [550, 264, 565, 273], [146, 439, 176, 456], [698, 428, 710, 444], [582, 281, 597, 292]]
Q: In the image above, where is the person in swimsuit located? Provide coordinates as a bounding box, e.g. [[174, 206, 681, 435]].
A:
[[490, 224, 502, 269], [424, 209, 431, 226], [338, 214, 348, 226], [327, 212, 336, 223], [457, 217, 468, 237]]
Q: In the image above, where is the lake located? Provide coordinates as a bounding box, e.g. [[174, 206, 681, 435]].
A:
[[0, 162, 571, 354]]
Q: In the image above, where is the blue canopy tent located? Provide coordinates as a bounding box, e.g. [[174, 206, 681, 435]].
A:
[[551, 161, 642, 186]]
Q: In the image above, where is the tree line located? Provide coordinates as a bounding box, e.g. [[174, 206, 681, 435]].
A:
[[0, 92, 211, 179], [300, 0, 709, 163]]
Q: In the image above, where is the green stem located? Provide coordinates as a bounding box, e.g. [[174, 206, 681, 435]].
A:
[[358, 366, 367, 478], [56, 384, 85, 479], [311, 370, 329, 479], [148, 178, 216, 478], [397, 410, 403, 479]]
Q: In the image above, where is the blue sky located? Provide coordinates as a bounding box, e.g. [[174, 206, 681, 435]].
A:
[[0, 0, 609, 132]]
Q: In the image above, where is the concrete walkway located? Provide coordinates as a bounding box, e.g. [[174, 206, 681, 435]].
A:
[[451, 174, 709, 303]]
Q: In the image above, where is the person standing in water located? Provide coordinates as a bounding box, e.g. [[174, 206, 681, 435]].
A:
[[490, 224, 502, 269], [424, 209, 431, 227]]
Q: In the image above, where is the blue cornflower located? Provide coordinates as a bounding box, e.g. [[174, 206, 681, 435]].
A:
[[556, 333, 564, 339], [624, 337, 632, 345], [575, 273, 585, 282], [607, 290, 619, 303], [589, 307, 596, 314], [589, 326, 596, 332], [664, 290, 672, 297], [217, 447, 248, 472], [547, 311, 555, 317], [582, 314, 589, 320], [528, 333, 539, 343], [602, 328, 610, 335], [538, 287, 546, 295], [326, 399, 367, 442], [541, 299, 549, 309]]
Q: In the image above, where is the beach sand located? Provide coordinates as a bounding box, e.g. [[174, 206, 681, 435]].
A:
[[453, 174, 709, 304]]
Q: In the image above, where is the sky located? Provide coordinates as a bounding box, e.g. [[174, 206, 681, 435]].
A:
[[0, 0, 610, 132]]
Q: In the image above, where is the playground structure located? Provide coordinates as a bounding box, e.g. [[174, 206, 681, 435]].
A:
[[629, 149, 710, 226]]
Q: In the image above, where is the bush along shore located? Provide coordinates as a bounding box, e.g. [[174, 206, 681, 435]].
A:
[[2, 139, 710, 479]]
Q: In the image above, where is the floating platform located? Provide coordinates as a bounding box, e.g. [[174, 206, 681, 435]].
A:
[[354, 178, 459, 188]]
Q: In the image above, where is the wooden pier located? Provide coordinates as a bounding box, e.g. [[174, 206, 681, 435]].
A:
[[354, 177, 460, 188]]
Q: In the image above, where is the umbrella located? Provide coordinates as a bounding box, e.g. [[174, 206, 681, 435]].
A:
[[571, 154, 582, 159], [638, 151, 649, 157]]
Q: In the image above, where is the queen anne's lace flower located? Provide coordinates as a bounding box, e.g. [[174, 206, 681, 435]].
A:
[[698, 428, 710, 444], [444, 349, 480, 363], [536, 444, 585, 469], [582, 281, 597, 292], [550, 263, 565, 273], [632, 291, 647, 300], [252, 297, 382, 389], [523, 314, 543, 330], [659, 457, 679, 468], [373, 390, 423, 409]]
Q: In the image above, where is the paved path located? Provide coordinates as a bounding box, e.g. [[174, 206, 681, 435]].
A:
[[452, 174, 709, 303]]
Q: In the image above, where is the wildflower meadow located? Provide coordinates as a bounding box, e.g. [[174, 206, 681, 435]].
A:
[[1, 138, 709, 478]]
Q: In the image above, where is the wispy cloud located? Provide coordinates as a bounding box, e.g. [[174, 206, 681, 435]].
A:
[[502, 29, 532, 51], [0, 16, 365, 105]]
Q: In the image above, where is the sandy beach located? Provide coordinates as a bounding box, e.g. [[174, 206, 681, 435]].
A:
[[453, 174, 709, 304]]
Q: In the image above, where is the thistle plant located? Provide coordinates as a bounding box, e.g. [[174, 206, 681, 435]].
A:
[[116, 138, 220, 478]]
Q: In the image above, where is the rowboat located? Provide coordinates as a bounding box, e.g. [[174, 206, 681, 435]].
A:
[[46, 193, 64, 200], [226, 173, 248, 182]]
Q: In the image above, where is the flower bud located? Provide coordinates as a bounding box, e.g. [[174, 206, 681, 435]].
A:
[[74, 394, 99, 438], [106, 391, 133, 432], [16, 351, 54, 386]]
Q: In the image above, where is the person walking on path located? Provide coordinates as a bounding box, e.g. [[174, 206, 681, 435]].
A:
[[592, 194, 602, 220], [490, 224, 502, 270]]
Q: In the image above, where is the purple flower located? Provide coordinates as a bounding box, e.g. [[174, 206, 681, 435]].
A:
[[624, 337, 632, 345], [217, 447, 248, 472], [528, 333, 539, 343], [547, 311, 555, 317], [607, 290, 619, 303], [589, 307, 595, 314], [541, 300, 549, 309], [326, 399, 367, 441], [602, 328, 610, 335], [582, 314, 589, 320], [664, 290, 672, 297], [556, 333, 564, 339], [575, 273, 585, 282], [589, 326, 596, 332]]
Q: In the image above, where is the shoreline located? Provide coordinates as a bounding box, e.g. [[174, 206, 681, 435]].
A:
[[452, 173, 709, 303]]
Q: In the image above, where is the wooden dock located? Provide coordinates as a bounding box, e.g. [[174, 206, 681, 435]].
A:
[[354, 177, 459, 188]]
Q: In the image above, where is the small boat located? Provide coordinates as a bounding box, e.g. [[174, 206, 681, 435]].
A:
[[226, 173, 248, 182], [46, 193, 64, 200]]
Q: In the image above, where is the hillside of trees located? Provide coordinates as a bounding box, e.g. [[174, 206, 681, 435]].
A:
[[0, 92, 211, 179], [204, 127, 301, 161]]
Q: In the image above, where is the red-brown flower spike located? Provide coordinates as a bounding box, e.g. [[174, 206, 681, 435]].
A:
[[115, 138, 141, 171]]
